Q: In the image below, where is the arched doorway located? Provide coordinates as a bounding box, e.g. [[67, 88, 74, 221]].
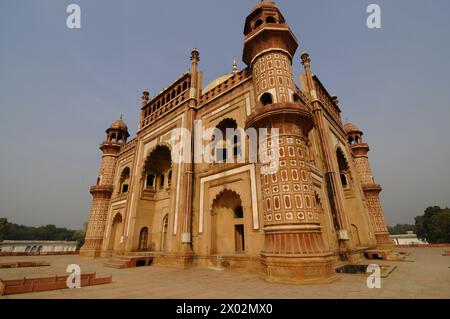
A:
[[138, 227, 149, 251], [211, 190, 245, 255], [161, 215, 169, 252], [351, 224, 361, 247], [109, 213, 123, 252]]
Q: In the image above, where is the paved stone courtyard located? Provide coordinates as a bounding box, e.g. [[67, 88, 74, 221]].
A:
[[0, 248, 449, 299]]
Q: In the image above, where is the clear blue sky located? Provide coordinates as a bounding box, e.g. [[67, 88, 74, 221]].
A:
[[1, 0, 449, 229]]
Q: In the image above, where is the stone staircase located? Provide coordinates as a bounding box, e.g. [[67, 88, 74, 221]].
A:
[[104, 254, 154, 269], [104, 256, 134, 269]]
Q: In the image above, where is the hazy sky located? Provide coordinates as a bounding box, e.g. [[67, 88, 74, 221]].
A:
[[1, 0, 449, 229]]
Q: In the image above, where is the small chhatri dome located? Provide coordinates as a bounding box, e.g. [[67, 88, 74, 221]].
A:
[[109, 115, 128, 131], [344, 123, 361, 134], [251, 1, 277, 11], [106, 115, 130, 140]]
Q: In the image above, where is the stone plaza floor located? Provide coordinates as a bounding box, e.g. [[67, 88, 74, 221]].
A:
[[0, 247, 449, 299]]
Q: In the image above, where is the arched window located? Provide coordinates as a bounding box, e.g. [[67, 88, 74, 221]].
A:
[[337, 148, 350, 189], [143, 145, 172, 193], [146, 174, 155, 189], [254, 19, 263, 29], [260, 92, 273, 106], [340, 173, 349, 188], [266, 16, 276, 24], [233, 135, 239, 157], [161, 215, 169, 251], [234, 205, 243, 218], [167, 170, 172, 188], [138, 227, 148, 251], [119, 167, 130, 194], [214, 118, 240, 162], [348, 136, 354, 145], [159, 174, 165, 190]]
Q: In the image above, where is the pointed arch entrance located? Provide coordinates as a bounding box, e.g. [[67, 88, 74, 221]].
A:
[[211, 189, 245, 255], [108, 213, 123, 252]]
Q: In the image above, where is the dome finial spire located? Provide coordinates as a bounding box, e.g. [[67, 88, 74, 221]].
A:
[[232, 57, 238, 74]]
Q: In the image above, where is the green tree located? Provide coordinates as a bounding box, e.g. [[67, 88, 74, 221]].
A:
[[0, 218, 9, 241], [415, 215, 425, 240], [415, 206, 450, 244], [0, 219, 85, 244], [428, 210, 450, 243]]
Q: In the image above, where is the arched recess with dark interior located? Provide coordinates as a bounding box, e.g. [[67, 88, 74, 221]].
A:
[[143, 145, 172, 192], [214, 118, 241, 162], [138, 227, 149, 251], [119, 167, 130, 195], [161, 214, 169, 251], [336, 148, 350, 189], [266, 16, 276, 24], [108, 213, 123, 252], [210, 189, 246, 255], [260, 92, 273, 106], [254, 19, 263, 29]]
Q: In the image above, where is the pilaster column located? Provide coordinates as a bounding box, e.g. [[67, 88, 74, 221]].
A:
[[301, 52, 351, 248]]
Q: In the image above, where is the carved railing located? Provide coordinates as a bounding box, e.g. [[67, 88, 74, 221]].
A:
[[120, 138, 136, 153], [140, 73, 192, 130], [313, 76, 343, 126]]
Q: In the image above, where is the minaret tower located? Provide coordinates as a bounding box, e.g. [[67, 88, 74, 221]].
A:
[[80, 117, 130, 257], [244, 2, 336, 284], [344, 123, 394, 250]]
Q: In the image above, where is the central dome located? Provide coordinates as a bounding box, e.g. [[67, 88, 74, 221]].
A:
[[202, 73, 234, 94]]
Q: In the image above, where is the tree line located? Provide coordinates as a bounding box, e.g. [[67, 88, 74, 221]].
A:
[[388, 206, 450, 244], [0, 218, 85, 247]]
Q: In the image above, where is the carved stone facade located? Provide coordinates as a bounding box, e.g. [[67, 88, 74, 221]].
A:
[[81, 1, 392, 283]]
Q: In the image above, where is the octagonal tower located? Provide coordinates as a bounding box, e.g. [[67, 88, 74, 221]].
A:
[[344, 123, 394, 250], [80, 117, 130, 257], [244, 2, 336, 284]]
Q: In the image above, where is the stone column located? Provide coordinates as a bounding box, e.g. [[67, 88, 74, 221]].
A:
[[301, 52, 351, 252], [246, 102, 336, 284]]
